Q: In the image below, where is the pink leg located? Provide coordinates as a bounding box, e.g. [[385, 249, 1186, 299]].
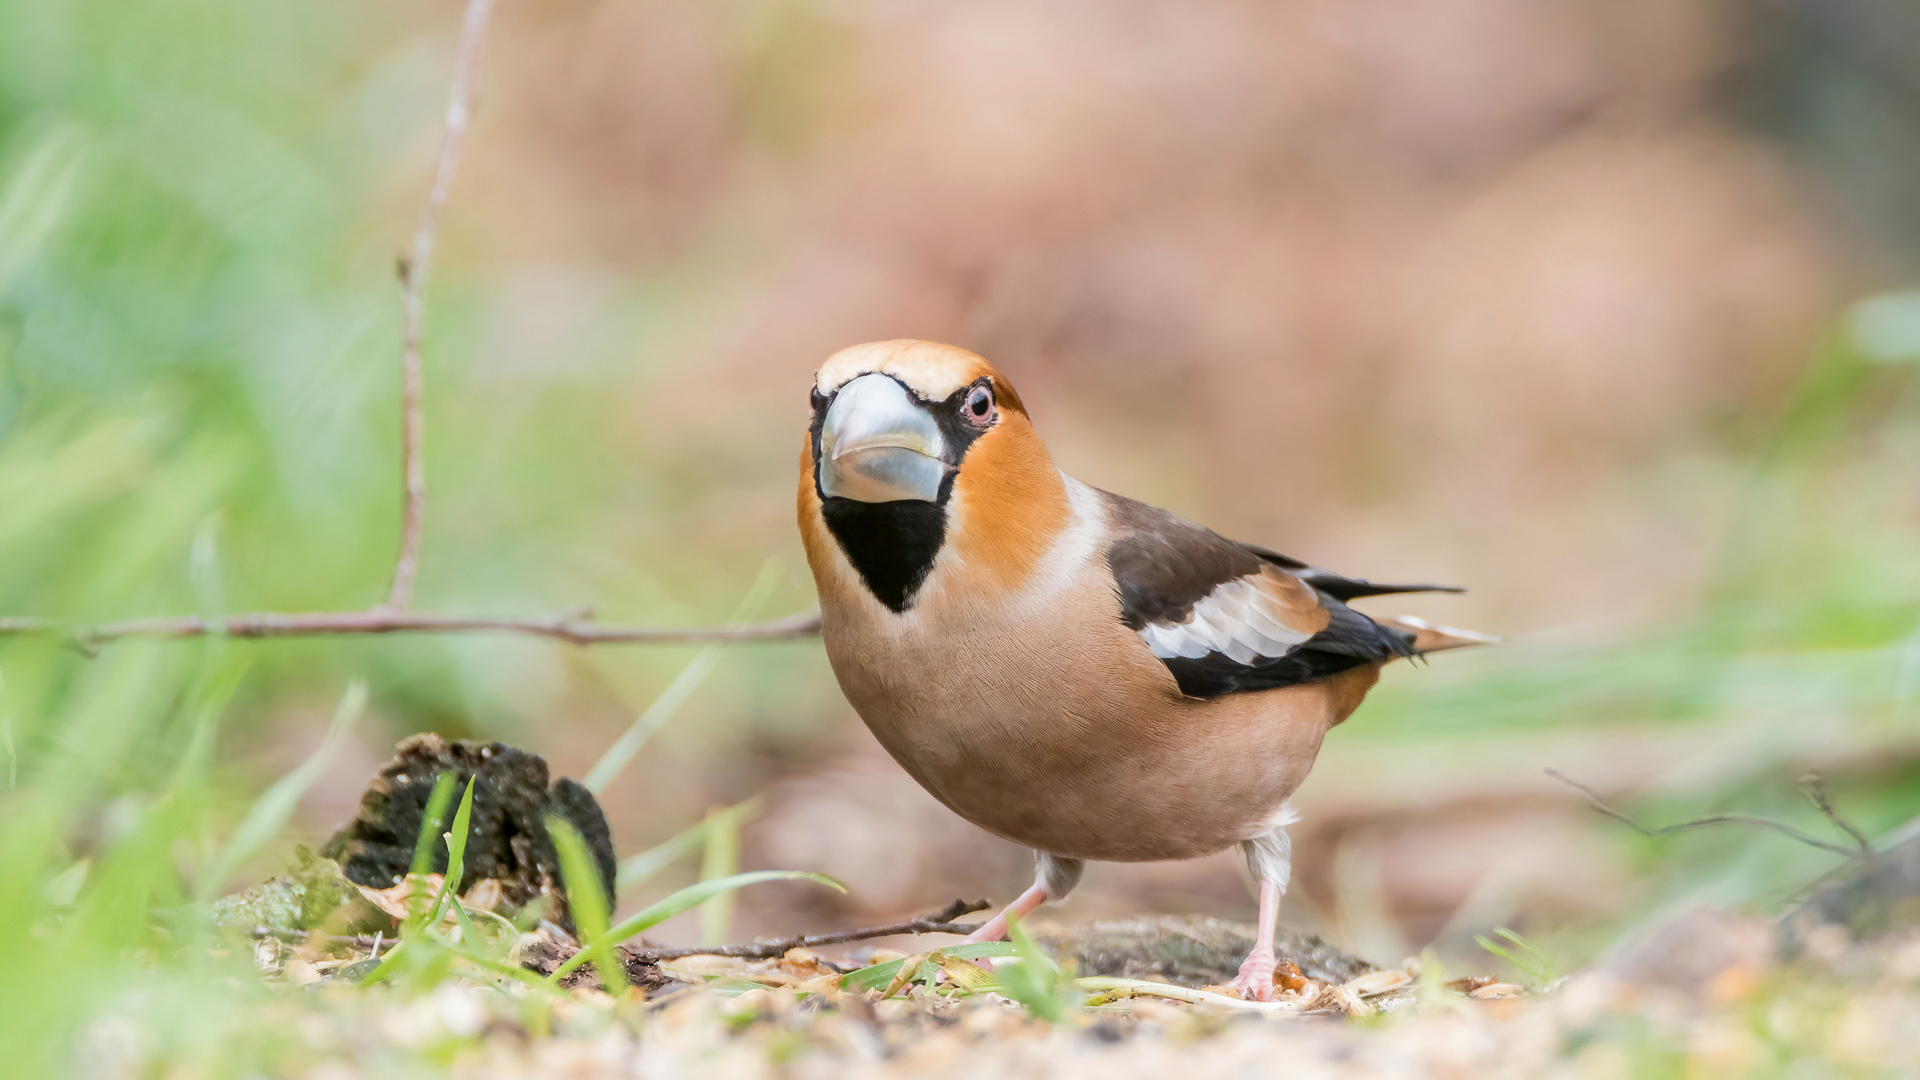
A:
[[1225, 878, 1281, 1001], [963, 881, 1050, 943]]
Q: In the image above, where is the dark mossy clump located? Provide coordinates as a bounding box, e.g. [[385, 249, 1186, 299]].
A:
[[320, 734, 617, 917]]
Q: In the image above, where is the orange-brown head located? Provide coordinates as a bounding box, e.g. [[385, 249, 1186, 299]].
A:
[[800, 340, 1068, 613]]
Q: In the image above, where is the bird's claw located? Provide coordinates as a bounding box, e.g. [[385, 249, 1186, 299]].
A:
[[1224, 952, 1277, 1002]]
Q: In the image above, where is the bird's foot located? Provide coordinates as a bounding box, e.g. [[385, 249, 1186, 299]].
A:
[[1224, 949, 1277, 1002], [959, 881, 1049, 975], [962, 881, 1049, 945], [961, 919, 1007, 945]]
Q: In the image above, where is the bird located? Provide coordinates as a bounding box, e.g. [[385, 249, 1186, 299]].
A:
[[796, 339, 1491, 1000]]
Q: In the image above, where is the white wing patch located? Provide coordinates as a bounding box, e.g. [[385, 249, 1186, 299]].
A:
[[1136, 566, 1324, 664]]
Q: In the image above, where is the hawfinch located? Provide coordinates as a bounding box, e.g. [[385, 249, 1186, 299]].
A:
[[797, 340, 1489, 999]]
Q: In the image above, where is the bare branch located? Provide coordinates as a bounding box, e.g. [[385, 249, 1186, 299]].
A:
[[1799, 771, 1874, 856], [646, 898, 992, 961], [1546, 769, 1864, 859], [388, 0, 499, 611], [255, 899, 990, 961], [0, 0, 826, 658], [0, 608, 820, 650]]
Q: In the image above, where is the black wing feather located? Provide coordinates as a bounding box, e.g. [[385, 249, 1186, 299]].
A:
[[1242, 545, 1462, 602], [1100, 490, 1432, 699], [1157, 603, 1414, 697]]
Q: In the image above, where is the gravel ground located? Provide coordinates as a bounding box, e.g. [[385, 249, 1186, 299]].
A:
[[86, 912, 1920, 1079]]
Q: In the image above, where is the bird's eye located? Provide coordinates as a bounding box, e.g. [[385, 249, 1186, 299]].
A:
[[965, 385, 994, 426]]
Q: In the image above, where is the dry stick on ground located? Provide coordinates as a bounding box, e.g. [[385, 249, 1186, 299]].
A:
[[0, 0, 818, 654], [257, 898, 992, 958], [645, 898, 992, 961], [1546, 768, 1871, 859]]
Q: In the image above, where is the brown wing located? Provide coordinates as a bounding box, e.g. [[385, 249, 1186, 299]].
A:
[[1136, 564, 1328, 663], [1098, 490, 1436, 698]]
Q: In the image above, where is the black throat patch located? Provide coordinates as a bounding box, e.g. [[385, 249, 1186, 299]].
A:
[[817, 492, 951, 612], [809, 376, 992, 613]]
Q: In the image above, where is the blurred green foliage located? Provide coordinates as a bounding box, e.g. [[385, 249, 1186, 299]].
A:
[[0, 0, 1915, 1075], [0, 2, 825, 1072], [0, 0, 835, 760], [1351, 324, 1920, 971]]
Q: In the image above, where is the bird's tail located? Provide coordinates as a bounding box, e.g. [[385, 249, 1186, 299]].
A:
[[1375, 614, 1500, 655]]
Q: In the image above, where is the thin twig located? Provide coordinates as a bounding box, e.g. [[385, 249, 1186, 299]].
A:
[[388, 0, 498, 611], [0, 0, 823, 655], [0, 608, 820, 650], [254, 898, 991, 959], [1799, 771, 1875, 855], [253, 928, 375, 948], [1546, 769, 1865, 859], [646, 898, 992, 961]]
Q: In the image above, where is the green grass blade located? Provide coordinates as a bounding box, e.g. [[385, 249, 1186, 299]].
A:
[[615, 797, 759, 894], [1476, 927, 1556, 984], [0, 122, 89, 297], [447, 893, 500, 958], [410, 772, 458, 879], [581, 560, 781, 795], [424, 777, 478, 927], [427, 930, 556, 990], [699, 805, 741, 945], [993, 916, 1078, 1021], [839, 942, 1019, 992], [357, 941, 410, 987], [43, 858, 90, 907], [198, 680, 364, 899], [187, 514, 226, 641], [547, 815, 625, 995], [407, 772, 459, 927], [166, 653, 252, 797], [614, 819, 708, 894], [445, 776, 476, 881], [550, 870, 844, 982], [0, 671, 13, 791], [581, 650, 722, 796]]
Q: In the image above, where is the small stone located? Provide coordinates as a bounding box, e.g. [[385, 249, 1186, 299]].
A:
[[1468, 982, 1525, 999], [664, 955, 743, 978], [1344, 969, 1413, 997]]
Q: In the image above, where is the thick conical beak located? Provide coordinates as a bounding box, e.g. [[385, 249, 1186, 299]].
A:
[[819, 374, 948, 503]]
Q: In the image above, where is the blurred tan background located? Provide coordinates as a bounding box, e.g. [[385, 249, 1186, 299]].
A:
[[52, 0, 1896, 966]]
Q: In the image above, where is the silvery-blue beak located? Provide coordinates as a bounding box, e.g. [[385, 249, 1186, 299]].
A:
[[819, 374, 948, 503]]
